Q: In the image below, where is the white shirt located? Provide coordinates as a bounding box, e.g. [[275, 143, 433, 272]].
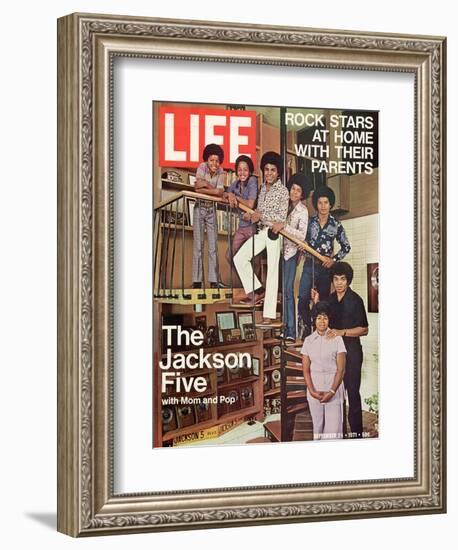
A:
[[301, 329, 346, 374]]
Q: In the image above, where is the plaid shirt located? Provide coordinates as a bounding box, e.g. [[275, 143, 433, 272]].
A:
[[257, 179, 289, 226]]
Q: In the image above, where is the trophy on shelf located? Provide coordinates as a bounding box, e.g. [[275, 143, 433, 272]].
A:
[[271, 369, 281, 388], [227, 389, 240, 413], [215, 364, 226, 384], [195, 401, 212, 423], [271, 399, 281, 414], [204, 326, 218, 347], [271, 344, 281, 365], [176, 405, 195, 428], [264, 398, 271, 417], [263, 347, 270, 366], [240, 384, 254, 408], [162, 407, 177, 433], [228, 363, 242, 381], [263, 373, 270, 391]]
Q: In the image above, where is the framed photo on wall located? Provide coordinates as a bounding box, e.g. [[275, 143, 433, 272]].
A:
[[237, 312, 256, 341], [57, 13, 446, 537], [367, 262, 379, 313], [216, 311, 237, 343], [185, 197, 196, 226]]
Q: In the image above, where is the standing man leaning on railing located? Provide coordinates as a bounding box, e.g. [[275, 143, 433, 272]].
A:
[[223, 154, 258, 267], [192, 143, 229, 290], [298, 186, 351, 338], [277, 174, 313, 342], [234, 151, 289, 327]]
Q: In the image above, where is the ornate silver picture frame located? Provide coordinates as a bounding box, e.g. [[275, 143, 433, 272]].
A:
[[57, 13, 446, 536]]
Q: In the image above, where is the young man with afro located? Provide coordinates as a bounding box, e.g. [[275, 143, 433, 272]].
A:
[[234, 151, 289, 326], [298, 185, 351, 337], [192, 143, 228, 289]]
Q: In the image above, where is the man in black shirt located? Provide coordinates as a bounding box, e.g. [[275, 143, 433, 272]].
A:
[[312, 261, 369, 437]]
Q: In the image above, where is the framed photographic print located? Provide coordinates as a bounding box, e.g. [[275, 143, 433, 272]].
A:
[[216, 311, 237, 343], [58, 13, 446, 537], [252, 357, 260, 376], [237, 312, 256, 341], [195, 315, 207, 332], [367, 262, 379, 313], [185, 196, 196, 226]]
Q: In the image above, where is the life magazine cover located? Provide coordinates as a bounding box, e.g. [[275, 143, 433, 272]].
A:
[[153, 101, 379, 448]]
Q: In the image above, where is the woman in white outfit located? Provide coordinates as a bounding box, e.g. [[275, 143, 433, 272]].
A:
[[301, 301, 346, 440]]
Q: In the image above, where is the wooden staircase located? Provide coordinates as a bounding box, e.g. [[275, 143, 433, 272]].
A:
[[282, 355, 309, 441], [261, 345, 312, 442]]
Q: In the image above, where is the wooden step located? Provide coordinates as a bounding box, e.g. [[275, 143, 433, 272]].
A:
[[264, 420, 281, 442], [286, 384, 306, 394], [284, 348, 302, 361], [284, 338, 303, 347], [286, 390, 306, 400], [292, 410, 314, 441], [287, 403, 307, 415], [285, 363, 303, 374], [286, 375, 305, 383]]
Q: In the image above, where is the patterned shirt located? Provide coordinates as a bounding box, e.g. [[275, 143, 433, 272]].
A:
[[227, 175, 258, 228], [283, 201, 308, 260], [257, 179, 289, 226], [306, 214, 351, 261]]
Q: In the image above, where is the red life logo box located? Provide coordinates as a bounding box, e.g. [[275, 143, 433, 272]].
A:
[[158, 105, 257, 169]]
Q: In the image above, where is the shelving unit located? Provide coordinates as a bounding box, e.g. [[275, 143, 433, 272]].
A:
[[162, 340, 257, 358], [154, 301, 269, 447], [218, 375, 260, 390]]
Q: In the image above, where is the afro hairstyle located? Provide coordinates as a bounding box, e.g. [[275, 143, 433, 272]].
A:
[[330, 261, 354, 285], [260, 151, 283, 178], [311, 300, 332, 321], [286, 173, 314, 200], [203, 143, 224, 163], [235, 154, 254, 175], [312, 185, 336, 210]]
